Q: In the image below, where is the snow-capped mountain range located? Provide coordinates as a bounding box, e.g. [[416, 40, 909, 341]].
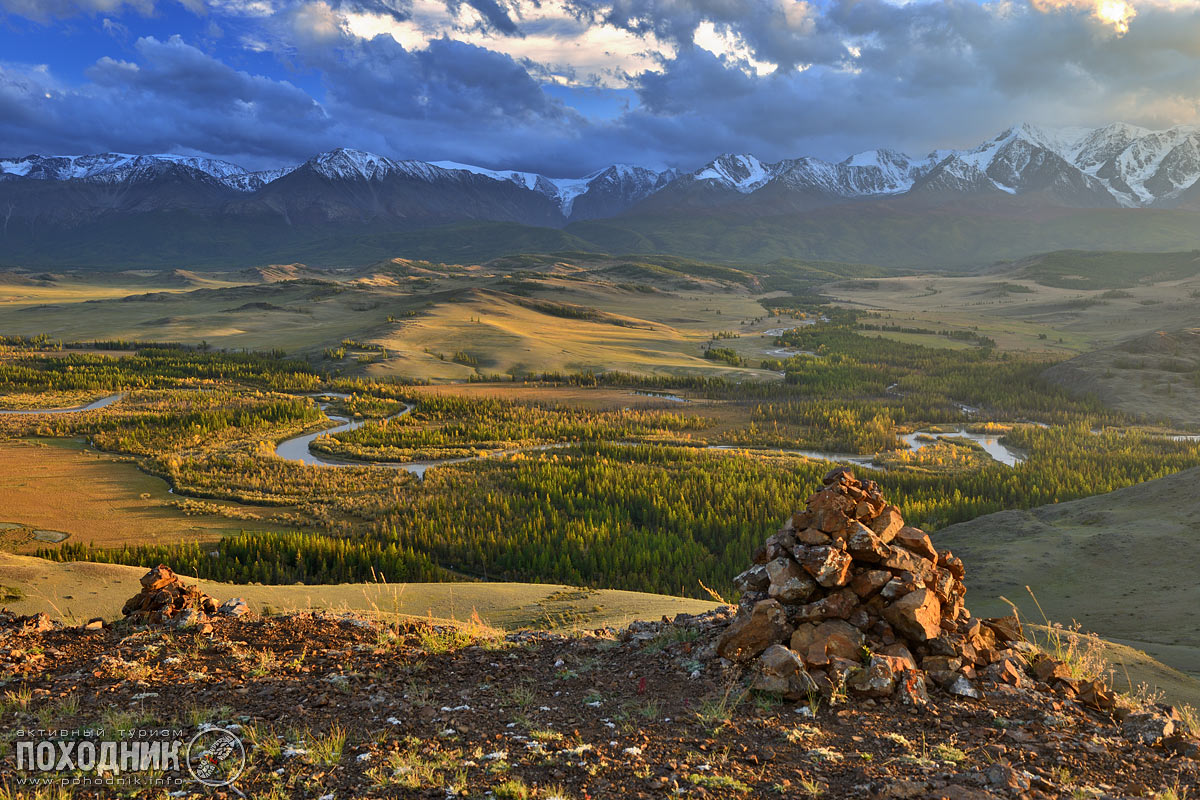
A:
[[660, 122, 1200, 208], [0, 148, 675, 222], [4, 123, 1200, 237]]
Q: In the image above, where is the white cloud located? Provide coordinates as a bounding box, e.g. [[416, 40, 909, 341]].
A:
[[341, 0, 674, 87], [694, 19, 777, 76]]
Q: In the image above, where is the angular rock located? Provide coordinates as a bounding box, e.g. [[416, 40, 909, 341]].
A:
[[752, 644, 819, 700], [947, 674, 981, 699], [985, 764, 1031, 792], [848, 655, 898, 697], [765, 558, 818, 603], [881, 548, 936, 583], [868, 505, 904, 542], [1031, 656, 1073, 684], [804, 619, 866, 666], [893, 526, 938, 563], [878, 643, 917, 671], [1122, 711, 1176, 745], [791, 589, 859, 623], [896, 670, 929, 706], [931, 568, 957, 604], [218, 598, 250, 618], [1077, 678, 1116, 711], [822, 466, 856, 485], [883, 589, 942, 642], [140, 564, 178, 591], [880, 577, 915, 601], [795, 528, 832, 545], [796, 545, 853, 588], [965, 619, 997, 651], [733, 564, 770, 594], [850, 569, 893, 599], [940, 551, 966, 580], [716, 599, 792, 663], [982, 615, 1023, 644], [984, 658, 1032, 688], [846, 523, 891, 563]]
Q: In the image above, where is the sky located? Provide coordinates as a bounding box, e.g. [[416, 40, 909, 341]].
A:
[[1, 0, 1198, 176]]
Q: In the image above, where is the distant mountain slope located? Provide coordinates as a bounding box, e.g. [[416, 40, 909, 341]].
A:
[[934, 466, 1200, 680], [1044, 327, 1200, 427]]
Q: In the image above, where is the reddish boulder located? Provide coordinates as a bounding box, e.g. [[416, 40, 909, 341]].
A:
[[882, 588, 942, 642], [792, 589, 859, 623], [716, 599, 792, 663], [869, 505, 904, 542], [765, 558, 817, 604], [893, 526, 938, 563], [796, 545, 853, 588]]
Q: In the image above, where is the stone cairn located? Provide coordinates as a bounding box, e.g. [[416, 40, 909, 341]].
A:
[[716, 467, 1112, 707], [121, 565, 247, 631]]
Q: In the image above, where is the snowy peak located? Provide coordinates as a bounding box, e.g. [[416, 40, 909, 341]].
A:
[[1070, 122, 1152, 172], [692, 154, 774, 193], [912, 154, 1005, 195], [0, 152, 291, 193]]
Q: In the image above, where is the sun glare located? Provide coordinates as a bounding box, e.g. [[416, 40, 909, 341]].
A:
[[1095, 0, 1136, 33]]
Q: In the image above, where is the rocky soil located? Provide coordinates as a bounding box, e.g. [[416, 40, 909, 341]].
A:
[[0, 611, 1195, 797]]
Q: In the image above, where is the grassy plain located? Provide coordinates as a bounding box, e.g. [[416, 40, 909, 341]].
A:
[[1044, 327, 1200, 428], [0, 439, 292, 552], [0, 552, 716, 632], [825, 265, 1200, 355]]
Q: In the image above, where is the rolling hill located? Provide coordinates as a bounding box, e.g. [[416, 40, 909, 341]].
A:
[[934, 466, 1200, 682]]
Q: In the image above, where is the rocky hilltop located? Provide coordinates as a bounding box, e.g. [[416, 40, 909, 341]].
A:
[[0, 474, 1197, 798]]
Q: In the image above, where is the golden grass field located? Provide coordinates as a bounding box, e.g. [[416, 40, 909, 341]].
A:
[[0, 439, 290, 553], [0, 264, 776, 382], [0, 552, 717, 633]]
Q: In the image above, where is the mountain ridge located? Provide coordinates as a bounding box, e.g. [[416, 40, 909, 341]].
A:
[[8, 122, 1200, 219]]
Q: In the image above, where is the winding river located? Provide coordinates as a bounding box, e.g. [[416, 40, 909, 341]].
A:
[[271, 395, 1029, 476], [0, 390, 1031, 475], [273, 395, 577, 478]]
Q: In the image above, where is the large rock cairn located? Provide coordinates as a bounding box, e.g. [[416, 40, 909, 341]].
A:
[[718, 467, 1049, 705], [121, 565, 247, 631]]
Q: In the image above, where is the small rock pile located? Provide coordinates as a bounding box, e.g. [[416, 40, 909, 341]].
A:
[[717, 467, 1106, 706], [121, 564, 247, 631]]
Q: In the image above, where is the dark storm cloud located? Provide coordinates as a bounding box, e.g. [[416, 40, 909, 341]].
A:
[[8, 0, 1200, 174], [331, 0, 412, 22], [445, 0, 521, 34], [0, 35, 333, 164]]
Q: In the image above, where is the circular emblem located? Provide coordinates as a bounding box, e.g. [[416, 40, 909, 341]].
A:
[[186, 726, 246, 787]]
